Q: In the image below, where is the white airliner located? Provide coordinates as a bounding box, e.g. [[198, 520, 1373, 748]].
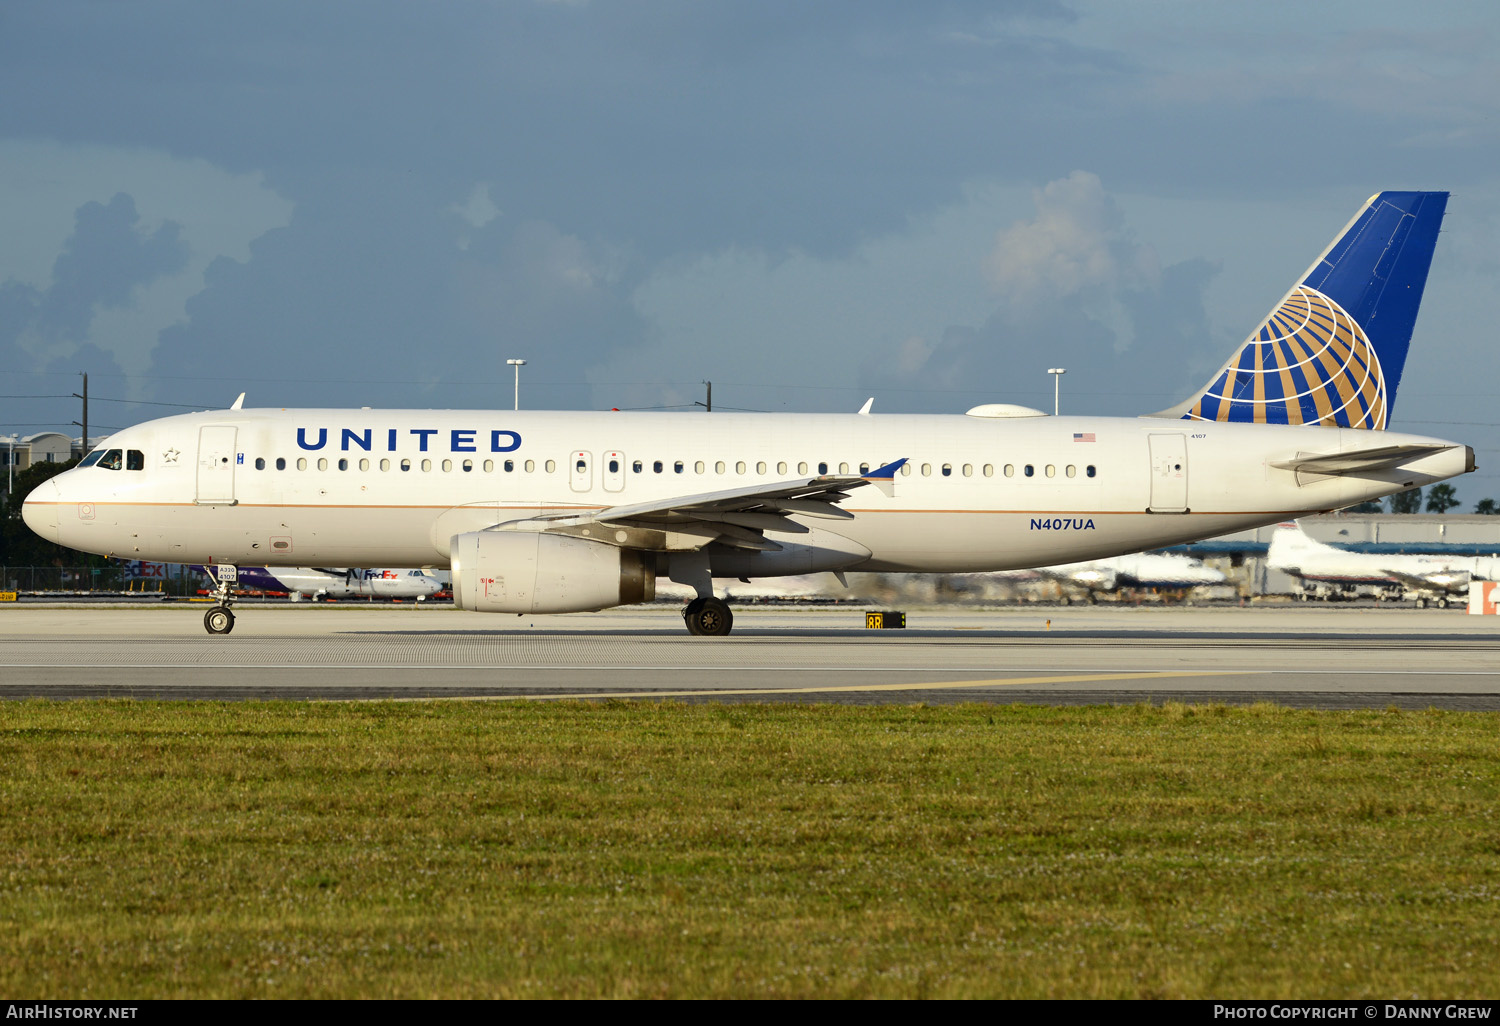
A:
[[21, 191, 1474, 636], [1267, 522, 1498, 607], [994, 552, 1228, 603], [196, 565, 444, 602]]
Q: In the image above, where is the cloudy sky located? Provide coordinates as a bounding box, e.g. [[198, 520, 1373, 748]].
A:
[[5, 1, 1500, 502]]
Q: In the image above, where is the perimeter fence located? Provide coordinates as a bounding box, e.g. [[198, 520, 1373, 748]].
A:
[[1, 566, 198, 596]]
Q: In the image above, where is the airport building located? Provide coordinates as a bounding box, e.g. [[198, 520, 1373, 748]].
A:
[[0, 433, 106, 498]]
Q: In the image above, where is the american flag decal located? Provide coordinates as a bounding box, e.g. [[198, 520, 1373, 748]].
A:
[[1073, 432, 1095, 442]]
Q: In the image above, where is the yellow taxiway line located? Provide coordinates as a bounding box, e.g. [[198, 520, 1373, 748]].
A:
[[372, 669, 1237, 703]]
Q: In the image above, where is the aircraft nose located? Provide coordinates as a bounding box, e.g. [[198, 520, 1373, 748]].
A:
[[21, 479, 60, 543]]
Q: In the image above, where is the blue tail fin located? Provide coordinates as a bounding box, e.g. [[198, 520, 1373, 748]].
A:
[[1163, 191, 1447, 429]]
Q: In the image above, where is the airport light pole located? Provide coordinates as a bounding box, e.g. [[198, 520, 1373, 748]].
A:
[[507, 359, 526, 411], [1047, 367, 1066, 416]]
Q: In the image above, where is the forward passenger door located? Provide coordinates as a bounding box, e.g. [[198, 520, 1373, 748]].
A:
[[196, 426, 238, 505]]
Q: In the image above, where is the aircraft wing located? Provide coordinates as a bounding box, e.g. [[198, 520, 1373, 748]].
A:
[[1385, 568, 1471, 594], [507, 459, 907, 552], [1270, 444, 1455, 477]]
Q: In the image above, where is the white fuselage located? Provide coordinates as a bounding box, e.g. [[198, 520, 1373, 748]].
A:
[[265, 567, 444, 600], [23, 408, 1473, 575]]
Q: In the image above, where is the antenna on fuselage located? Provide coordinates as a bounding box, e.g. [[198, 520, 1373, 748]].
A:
[[230, 392, 245, 410]]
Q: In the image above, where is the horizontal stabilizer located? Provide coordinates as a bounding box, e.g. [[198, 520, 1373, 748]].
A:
[[1271, 443, 1454, 477]]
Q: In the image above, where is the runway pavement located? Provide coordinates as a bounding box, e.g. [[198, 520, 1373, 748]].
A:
[[4, 602, 1500, 708]]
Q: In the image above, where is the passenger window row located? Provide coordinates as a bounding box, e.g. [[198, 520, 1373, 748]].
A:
[[253, 456, 556, 473], [244, 454, 1098, 480], [911, 462, 1098, 479]]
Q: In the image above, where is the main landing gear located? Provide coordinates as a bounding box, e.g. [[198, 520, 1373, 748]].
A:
[[204, 565, 237, 635], [683, 596, 733, 636]]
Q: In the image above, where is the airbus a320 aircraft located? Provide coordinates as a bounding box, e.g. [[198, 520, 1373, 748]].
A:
[[22, 191, 1472, 636]]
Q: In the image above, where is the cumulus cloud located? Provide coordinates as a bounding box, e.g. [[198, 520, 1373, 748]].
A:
[[448, 183, 502, 239], [985, 170, 1159, 306], [0, 194, 176, 435], [439, 219, 645, 406], [862, 172, 1218, 414], [455, 220, 625, 313], [979, 170, 1164, 363], [4, 193, 187, 365], [0, 140, 292, 401]]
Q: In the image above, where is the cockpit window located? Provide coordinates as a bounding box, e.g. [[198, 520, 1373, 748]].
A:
[[126, 449, 144, 471], [97, 449, 123, 470], [79, 450, 103, 468]]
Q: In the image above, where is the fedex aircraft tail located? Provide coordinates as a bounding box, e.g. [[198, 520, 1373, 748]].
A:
[[1160, 191, 1448, 429]]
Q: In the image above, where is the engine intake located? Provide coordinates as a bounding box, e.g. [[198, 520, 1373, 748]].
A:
[[451, 531, 654, 613]]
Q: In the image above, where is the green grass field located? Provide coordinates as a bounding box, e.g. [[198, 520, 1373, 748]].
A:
[[2, 699, 1497, 998]]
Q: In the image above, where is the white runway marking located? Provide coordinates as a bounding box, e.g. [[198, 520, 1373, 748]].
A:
[[7, 663, 1500, 675]]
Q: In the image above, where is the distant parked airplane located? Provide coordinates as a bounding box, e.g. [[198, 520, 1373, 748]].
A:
[[1034, 552, 1226, 602], [989, 552, 1227, 602], [1267, 523, 1500, 607]]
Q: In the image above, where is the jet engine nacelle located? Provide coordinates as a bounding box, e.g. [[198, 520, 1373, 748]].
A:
[[451, 531, 655, 613]]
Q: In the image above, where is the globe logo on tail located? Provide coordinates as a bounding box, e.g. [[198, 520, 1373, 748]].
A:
[[1185, 286, 1386, 429]]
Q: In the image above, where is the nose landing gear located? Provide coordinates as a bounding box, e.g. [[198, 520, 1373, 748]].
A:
[[204, 565, 237, 635]]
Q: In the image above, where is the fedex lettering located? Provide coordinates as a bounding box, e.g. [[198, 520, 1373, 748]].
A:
[[297, 428, 521, 453]]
